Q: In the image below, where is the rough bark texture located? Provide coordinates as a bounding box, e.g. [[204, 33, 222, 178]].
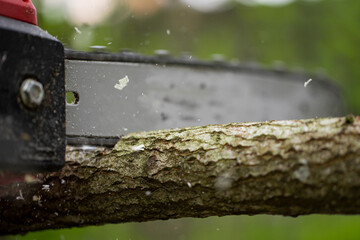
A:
[[1, 116, 360, 234]]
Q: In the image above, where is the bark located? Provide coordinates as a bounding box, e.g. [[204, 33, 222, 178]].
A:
[[1, 116, 360, 235]]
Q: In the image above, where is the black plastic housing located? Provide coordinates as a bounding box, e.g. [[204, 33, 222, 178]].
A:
[[0, 15, 65, 172]]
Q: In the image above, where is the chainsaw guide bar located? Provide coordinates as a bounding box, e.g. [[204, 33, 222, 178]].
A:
[[65, 50, 343, 147]]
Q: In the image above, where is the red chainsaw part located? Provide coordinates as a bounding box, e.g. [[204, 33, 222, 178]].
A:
[[0, 0, 37, 25]]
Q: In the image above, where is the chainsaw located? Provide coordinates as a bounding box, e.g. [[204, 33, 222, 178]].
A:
[[0, 0, 344, 173]]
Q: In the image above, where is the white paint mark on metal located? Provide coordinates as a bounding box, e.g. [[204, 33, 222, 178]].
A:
[[114, 75, 129, 91]]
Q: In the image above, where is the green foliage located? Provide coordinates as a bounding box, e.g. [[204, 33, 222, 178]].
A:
[[8, 215, 360, 240]]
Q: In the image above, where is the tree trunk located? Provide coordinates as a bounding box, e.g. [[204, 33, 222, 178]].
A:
[[1, 116, 360, 235]]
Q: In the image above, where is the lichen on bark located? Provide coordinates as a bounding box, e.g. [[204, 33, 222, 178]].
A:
[[1, 116, 360, 235]]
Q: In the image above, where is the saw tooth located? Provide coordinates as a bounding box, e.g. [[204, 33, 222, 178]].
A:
[[242, 61, 261, 70], [230, 58, 241, 66], [180, 52, 194, 61], [154, 49, 171, 59], [314, 67, 329, 79], [271, 60, 286, 72], [292, 66, 305, 75], [211, 54, 226, 64], [119, 48, 134, 54], [89, 45, 108, 52], [119, 49, 142, 59]]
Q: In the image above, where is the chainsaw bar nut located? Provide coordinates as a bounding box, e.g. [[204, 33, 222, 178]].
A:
[[20, 78, 45, 109]]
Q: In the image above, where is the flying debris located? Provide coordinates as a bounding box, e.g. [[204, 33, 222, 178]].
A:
[[304, 78, 312, 88], [114, 76, 130, 91]]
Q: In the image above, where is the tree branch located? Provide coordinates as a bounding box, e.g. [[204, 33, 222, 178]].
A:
[[1, 116, 360, 235]]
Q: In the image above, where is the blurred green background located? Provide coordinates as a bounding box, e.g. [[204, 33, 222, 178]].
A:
[[33, 0, 360, 114], [5, 0, 360, 239], [5, 215, 360, 240]]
